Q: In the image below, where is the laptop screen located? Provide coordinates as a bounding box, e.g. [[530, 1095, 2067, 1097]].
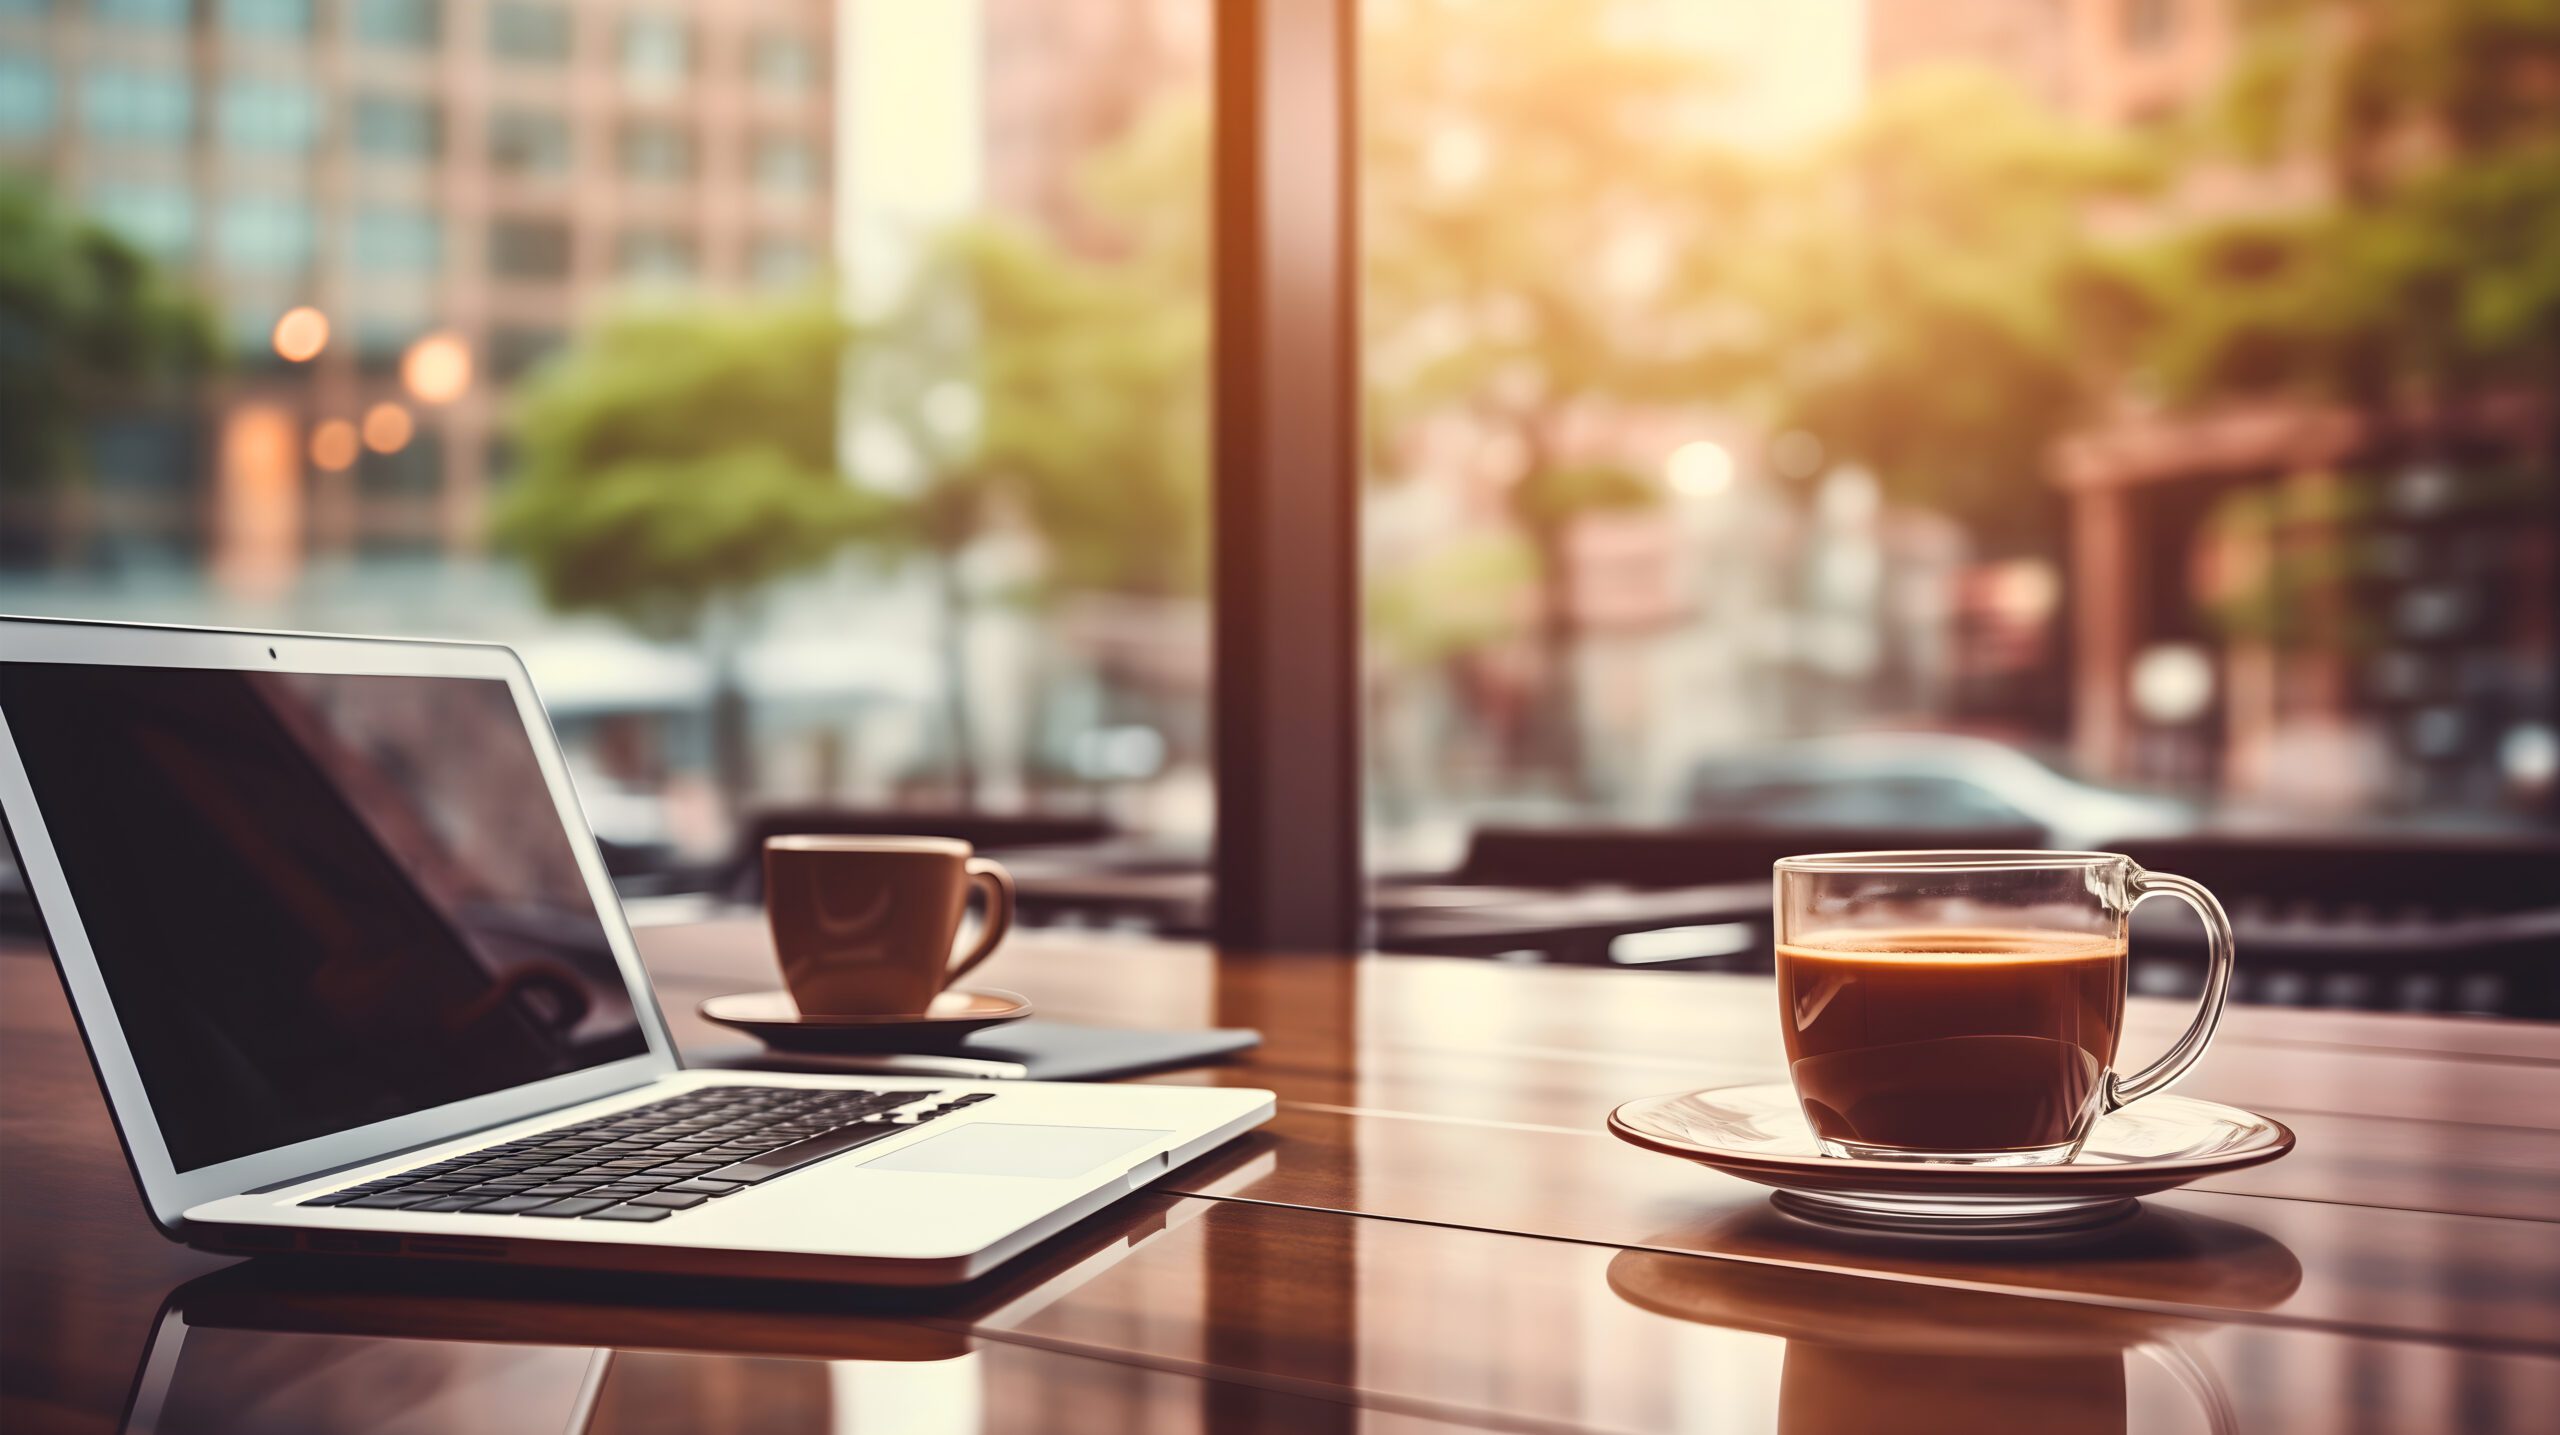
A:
[[0, 662, 650, 1172]]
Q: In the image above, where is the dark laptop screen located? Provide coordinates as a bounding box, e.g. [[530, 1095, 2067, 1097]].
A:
[[0, 663, 650, 1172]]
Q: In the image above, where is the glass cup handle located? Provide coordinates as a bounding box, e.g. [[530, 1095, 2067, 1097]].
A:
[[2107, 868, 2236, 1112]]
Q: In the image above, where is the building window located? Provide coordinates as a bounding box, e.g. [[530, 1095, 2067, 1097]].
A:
[[220, 0, 312, 35], [489, 108, 568, 174], [216, 79, 320, 153], [489, 1, 570, 64], [89, 183, 195, 261], [617, 119, 692, 183], [351, 207, 441, 272], [355, 0, 442, 50], [353, 93, 440, 160], [489, 216, 572, 280], [619, 13, 689, 92], [361, 429, 444, 497], [92, 0, 190, 26], [2124, 0, 2176, 49], [751, 234, 814, 289], [216, 194, 316, 272], [752, 135, 818, 196], [82, 67, 193, 144], [0, 56, 52, 139], [352, 316, 418, 376], [617, 228, 695, 283], [750, 33, 818, 94], [487, 323, 565, 381]]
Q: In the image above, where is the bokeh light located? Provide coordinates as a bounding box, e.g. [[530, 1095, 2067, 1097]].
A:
[[309, 419, 360, 472], [361, 402, 415, 454], [270, 307, 329, 363], [401, 332, 474, 405], [1666, 440, 1735, 498]]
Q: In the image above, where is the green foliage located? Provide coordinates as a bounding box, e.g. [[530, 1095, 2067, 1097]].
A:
[[1693, 71, 2158, 548], [1368, 531, 1537, 666], [0, 179, 217, 487], [494, 298, 881, 639], [891, 215, 1208, 597], [2141, 0, 2560, 405]]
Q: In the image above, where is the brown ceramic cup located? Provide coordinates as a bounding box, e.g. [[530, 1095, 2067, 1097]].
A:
[[763, 835, 1017, 1017]]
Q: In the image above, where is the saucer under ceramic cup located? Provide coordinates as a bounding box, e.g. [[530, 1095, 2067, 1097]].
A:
[[700, 987, 1032, 1053], [1608, 1082, 2293, 1236]]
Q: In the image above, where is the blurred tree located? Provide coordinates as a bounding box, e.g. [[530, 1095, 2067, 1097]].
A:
[[859, 103, 1207, 802], [1693, 72, 2156, 550], [494, 299, 881, 808], [1364, 0, 1733, 794], [2130, 0, 2560, 410], [0, 180, 217, 549]]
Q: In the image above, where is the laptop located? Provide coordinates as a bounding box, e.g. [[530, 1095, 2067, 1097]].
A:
[[0, 615, 1271, 1285]]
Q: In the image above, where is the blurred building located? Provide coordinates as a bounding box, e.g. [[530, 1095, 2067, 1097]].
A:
[[0, 0, 834, 584], [1876, 0, 2559, 816], [978, 0, 1203, 256]]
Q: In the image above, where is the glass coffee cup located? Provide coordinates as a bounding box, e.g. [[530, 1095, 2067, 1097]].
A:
[[1774, 851, 2235, 1165]]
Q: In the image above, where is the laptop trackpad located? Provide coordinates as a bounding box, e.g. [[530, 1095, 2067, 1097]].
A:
[[862, 1123, 1172, 1178]]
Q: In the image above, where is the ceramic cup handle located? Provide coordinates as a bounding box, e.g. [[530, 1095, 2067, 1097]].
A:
[[2106, 868, 2235, 1111], [943, 857, 1016, 989]]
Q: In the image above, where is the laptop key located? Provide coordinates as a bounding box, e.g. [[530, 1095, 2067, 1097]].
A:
[[523, 1198, 617, 1217], [415, 1196, 496, 1212], [629, 1191, 708, 1209], [585, 1205, 674, 1222], [467, 1195, 557, 1214], [343, 1192, 434, 1209], [661, 1180, 746, 1196], [524, 1183, 598, 1197], [704, 1122, 902, 1185]]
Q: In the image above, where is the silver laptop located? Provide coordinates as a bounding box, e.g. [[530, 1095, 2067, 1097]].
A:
[[0, 615, 1270, 1285]]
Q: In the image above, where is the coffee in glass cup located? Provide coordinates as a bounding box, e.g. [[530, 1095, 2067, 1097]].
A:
[[1774, 851, 2234, 1165]]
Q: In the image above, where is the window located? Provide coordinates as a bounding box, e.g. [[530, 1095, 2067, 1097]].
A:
[[216, 79, 320, 153], [352, 315, 420, 376], [486, 323, 565, 382], [616, 227, 694, 283], [749, 234, 814, 289], [351, 207, 441, 272], [361, 429, 444, 496], [88, 183, 194, 260], [488, 109, 568, 174], [215, 193, 315, 271], [752, 135, 818, 196], [219, 0, 312, 35], [0, 56, 51, 138], [489, 1, 571, 64], [750, 33, 818, 94], [92, 0, 189, 26], [82, 66, 192, 144], [616, 119, 691, 183], [489, 216, 571, 280], [353, 93, 440, 160], [355, 0, 441, 50], [619, 14, 689, 92]]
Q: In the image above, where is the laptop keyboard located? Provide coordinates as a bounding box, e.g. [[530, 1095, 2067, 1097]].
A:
[[299, 1085, 994, 1223]]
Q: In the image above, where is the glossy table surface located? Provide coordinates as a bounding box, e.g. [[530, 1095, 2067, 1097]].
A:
[[5, 920, 2558, 1434]]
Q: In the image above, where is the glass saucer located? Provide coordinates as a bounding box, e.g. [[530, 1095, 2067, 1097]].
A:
[[1609, 1083, 2294, 1236]]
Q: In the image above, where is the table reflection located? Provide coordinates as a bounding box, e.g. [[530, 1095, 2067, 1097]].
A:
[[1607, 1205, 2306, 1435]]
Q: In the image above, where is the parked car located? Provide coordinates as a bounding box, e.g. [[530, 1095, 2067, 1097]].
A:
[[1683, 733, 2195, 850]]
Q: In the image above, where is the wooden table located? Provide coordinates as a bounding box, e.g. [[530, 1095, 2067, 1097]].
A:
[[5, 924, 2558, 1433]]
